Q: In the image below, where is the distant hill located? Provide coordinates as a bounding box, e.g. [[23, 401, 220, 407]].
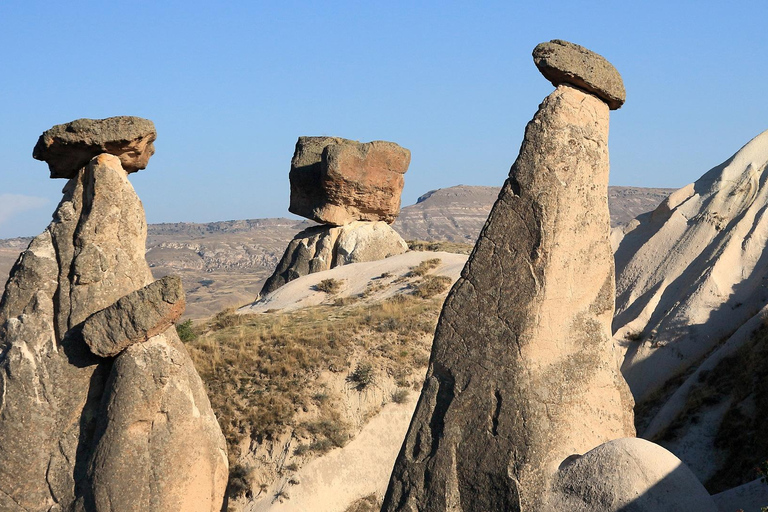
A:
[[0, 185, 674, 318]]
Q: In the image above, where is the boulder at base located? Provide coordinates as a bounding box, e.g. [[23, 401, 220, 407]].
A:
[[550, 438, 718, 512]]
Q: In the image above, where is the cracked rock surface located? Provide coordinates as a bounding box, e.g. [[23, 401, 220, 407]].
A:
[[0, 151, 226, 511], [382, 83, 635, 511]]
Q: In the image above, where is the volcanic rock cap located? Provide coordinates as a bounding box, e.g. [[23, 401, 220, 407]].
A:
[[33, 115, 156, 179], [533, 39, 626, 110], [289, 136, 411, 225], [382, 40, 636, 511], [0, 118, 227, 511]]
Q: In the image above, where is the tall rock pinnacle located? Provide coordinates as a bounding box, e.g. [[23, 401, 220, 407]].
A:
[[381, 42, 635, 511], [0, 119, 227, 511]]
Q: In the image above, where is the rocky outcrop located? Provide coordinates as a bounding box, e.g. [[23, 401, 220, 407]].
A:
[[289, 136, 411, 225], [260, 221, 407, 296], [0, 123, 226, 511], [262, 136, 411, 297], [33, 116, 156, 179], [382, 42, 634, 511], [82, 275, 186, 358], [533, 39, 625, 110], [549, 438, 718, 511], [613, 128, 768, 493]]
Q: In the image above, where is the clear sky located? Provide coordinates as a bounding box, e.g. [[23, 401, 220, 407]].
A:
[[1, 1, 767, 238]]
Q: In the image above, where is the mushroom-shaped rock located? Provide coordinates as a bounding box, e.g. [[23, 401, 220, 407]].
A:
[[550, 438, 719, 511], [33, 116, 156, 178], [82, 275, 186, 358], [289, 136, 411, 225], [533, 39, 625, 110]]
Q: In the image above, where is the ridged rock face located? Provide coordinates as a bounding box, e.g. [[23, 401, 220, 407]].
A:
[[33, 116, 157, 179], [613, 129, 768, 492], [260, 221, 408, 296], [289, 136, 411, 225], [382, 84, 634, 512], [0, 154, 227, 511]]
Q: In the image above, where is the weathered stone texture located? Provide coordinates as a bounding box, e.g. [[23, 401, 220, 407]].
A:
[[82, 275, 186, 358], [260, 221, 408, 296], [33, 116, 156, 179], [0, 151, 227, 511], [533, 39, 625, 110], [550, 438, 719, 511], [289, 136, 410, 225], [0, 154, 152, 510], [87, 331, 228, 512], [382, 85, 634, 511]]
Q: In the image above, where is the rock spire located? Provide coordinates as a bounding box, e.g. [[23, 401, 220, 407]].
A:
[[0, 119, 227, 511], [382, 41, 636, 511]]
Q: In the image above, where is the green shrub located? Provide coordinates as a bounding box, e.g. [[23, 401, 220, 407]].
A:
[[347, 362, 375, 391], [176, 319, 197, 342]]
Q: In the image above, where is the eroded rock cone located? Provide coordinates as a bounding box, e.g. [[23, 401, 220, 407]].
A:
[[33, 116, 156, 179], [382, 48, 634, 511], [289, 136, 411, 225], [0, 135, 226, 510], [260, 221, 408, 296]]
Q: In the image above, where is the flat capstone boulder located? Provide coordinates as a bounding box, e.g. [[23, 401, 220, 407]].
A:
[[533, 39, 625, 110], [33, 116, 156, 178]]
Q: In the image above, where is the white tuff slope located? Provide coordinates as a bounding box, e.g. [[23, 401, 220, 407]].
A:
[[614, 128, 768, 401], [613, 129, 768, 496]]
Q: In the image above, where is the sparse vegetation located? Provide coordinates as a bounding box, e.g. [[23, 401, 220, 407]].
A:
[[406, 258, 442, 277], [344, 493, 382, 512], [411, 274, 452, 298], [391, 388, 410, 404], [314, 278, 344, 294], [347, 362, 376, 391], [186, 294, 444, 485], [407, 239, 474, 254]]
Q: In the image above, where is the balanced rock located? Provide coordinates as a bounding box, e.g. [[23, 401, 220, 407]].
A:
[[550, 438, 718, 511], [289, 136, 411, 225], [33, 116, 156, 178], [533, 39, 625, 110], [260, 221, 408, 296], [382, 50, 634, 510], [82, 275, 186, 358], [0, 139, 226, 510]]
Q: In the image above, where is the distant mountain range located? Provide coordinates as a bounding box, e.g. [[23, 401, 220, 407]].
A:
[[0, 185, 674, 318]]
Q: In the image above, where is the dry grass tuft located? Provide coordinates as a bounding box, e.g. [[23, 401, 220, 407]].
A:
[[407, 239, 474, 254], [314, 278, 344, 294], [411, 274, 453, 298], [406, 258, 442, 277]]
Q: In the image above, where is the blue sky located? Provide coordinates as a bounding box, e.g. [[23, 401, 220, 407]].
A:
[[1, 1, 767, 238]]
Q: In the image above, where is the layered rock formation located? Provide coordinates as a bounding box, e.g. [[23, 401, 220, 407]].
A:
[[613, 128, 768, 494], [260, 137, 410, 297], [0, 119, 226, 511], [382, 41, 635, 511], [289, 136, 410, 225]]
